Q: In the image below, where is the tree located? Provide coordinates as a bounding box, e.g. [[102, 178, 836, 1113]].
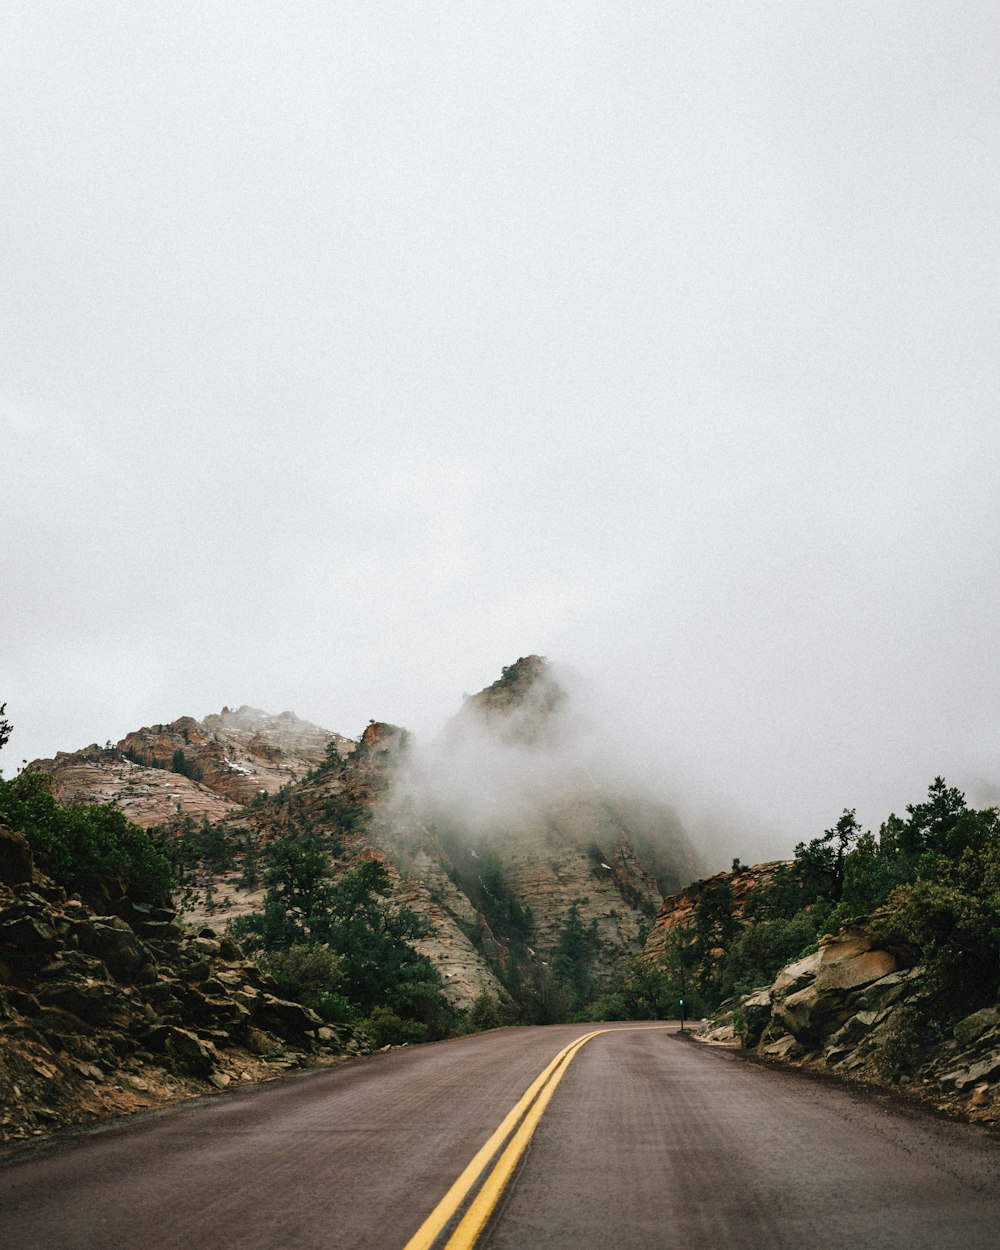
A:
[[551, 901, 599, 1012], [171, 748, 204, 783], [231, 840, 451, 1034], [0, 702, 11, 756], [693, 880, 738, 988], [794, 809, 862, 904]]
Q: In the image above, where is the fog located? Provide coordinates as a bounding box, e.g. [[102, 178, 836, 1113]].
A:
[[2, 5, 999, 868]]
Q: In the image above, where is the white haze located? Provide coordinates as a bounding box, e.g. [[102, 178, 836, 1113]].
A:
[[391, 663, 773, 875], [2, 5, 999, 870]]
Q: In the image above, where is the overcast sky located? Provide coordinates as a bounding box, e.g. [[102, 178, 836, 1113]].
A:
[[3, 3, 998, 864]]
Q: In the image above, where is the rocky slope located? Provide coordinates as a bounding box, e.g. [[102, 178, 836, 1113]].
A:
[[0, 821, 365, 1149], [32, 706, 346, 828], [696, 922, 1000, 1128]]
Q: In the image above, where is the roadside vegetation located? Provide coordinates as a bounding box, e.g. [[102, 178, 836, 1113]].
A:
[[227, 835, 458, 1046], [592, 777, 1000, 1033], [0, 766, 173, 907]]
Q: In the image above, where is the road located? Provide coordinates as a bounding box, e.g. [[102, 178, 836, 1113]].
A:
[[1, 1023, 998, 1249]]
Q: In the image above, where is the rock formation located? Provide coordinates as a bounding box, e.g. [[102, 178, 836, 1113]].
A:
[[0, 823, 366, 1149], [697, 921, 1000, 1127], [32, 706, 346, 828], [643, 860, 790, 962]]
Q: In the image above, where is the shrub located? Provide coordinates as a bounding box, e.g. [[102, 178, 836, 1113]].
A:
[[262, 943, 342, 1011], [0, 768, 172, 904], [362, 1007, 428, 1047]]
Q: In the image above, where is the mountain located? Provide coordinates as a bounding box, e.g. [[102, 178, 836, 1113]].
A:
[[32, 706, 348, 828], [29, 659, 703, 1013]]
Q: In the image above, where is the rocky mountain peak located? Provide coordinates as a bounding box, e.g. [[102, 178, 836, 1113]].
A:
[[456, 655, 566, 745], [30, 708, 349, 827]]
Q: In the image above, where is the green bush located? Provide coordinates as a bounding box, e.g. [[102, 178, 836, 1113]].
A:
[[262, 942, 342, 1011], [362, 1006, 428, 1047], [0, 768, 172, 904]]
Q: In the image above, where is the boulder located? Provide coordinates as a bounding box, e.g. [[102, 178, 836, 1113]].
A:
[[771, 949, 823, 997], [739, 987, 773, 1048], [954, 1007, 1000, 1049], [773, 983, 854, 1043], [951, 1053, 1000, 1092], [812, 945, 897, 994], [762, 1033, 802, 1060], [859, 966, 926, 1010], [74, 917, 149, 983], [258, 993, 322, 1036], [145, 1025, 216, 1075]]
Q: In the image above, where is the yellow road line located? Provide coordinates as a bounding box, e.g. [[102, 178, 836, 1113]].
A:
[[402, 1031, 602, 1250], [403, 1026, 673, 1250]]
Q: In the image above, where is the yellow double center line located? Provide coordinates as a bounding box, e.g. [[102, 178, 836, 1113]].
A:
[[403, 1025, 672, 1250]]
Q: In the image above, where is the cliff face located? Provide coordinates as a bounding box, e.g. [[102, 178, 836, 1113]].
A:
[[643, 860, 789, 962], [32, 707, 346, 827], [389, 656, 701, 987]]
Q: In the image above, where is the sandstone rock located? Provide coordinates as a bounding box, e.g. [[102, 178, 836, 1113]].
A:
[[739, 988, 773, 1048], [812, 943, 897, 994], [773, 983, 854, 1043], [145, 1025, 216, 1075], [36, 977, 123, 1024], [0, 911, 60, 971], [953, 1006, 1000, 1049], [762, 1034, 802, 1060], [245, 1027, 283, 1057], [952, 1053, 1000, 1092], [771, 949, 824, 997], [859, 966, 926, 1010], [75, 917, 149, 983], [644, 860, 791, 964], [826, 1009, 889, 1051], [258, 994, 322, 1036]]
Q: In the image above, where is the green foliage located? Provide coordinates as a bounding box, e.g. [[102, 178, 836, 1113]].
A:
[[238, 840, 259, 890], [0, 768, 173, 904], [170, 748, 204, 783], [362, 1006, 428, 1047], [551, 900, 600, 1012], [261, 942, 342, 1011], [466, 991, 509, 1032], [476, 851, 533, 941], [616, 957, 678, 1019], [674, 777, 999, 1022], [878, 843, 1000, 1023], [230, 838, 452, 1037], [871, 1005, 930, 1083], [123, 748, 162, 769], [693, 880, 738, 987], [716, 911, 817, 1000], [0, 702, 11, 757], [793, 809, 862, 904]]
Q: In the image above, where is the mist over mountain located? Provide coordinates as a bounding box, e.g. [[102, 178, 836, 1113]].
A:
[[24, 656, 705, 1010]]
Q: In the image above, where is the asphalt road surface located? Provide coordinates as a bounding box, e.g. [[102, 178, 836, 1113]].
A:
[[2, 1023, 998, 1249]]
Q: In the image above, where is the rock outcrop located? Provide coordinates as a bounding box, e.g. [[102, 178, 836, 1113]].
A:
[[32, 707, 346, 828], [699, 923, 1000, 1127], [642, 860, 789, 962], [0, 830, 366, 1148]]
